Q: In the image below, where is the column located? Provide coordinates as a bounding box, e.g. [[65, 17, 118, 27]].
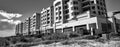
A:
[[73, 26, 75, 32], [86, 24, 90, 30]]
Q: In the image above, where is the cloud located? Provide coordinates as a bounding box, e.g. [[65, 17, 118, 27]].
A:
[[0, 10, 22, 37], [0, 10, 22, 19], [0, 19, 21, 25], [107, 12, 113, 17], [13, 20, 21, 25], [108, 11, 120, 19], [0, 22, 15, 31]]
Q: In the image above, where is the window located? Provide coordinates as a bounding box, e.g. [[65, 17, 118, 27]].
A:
[[73, 6, 78, 10], [93, 11, 96, 14], [101, 23, 107, 31], [47, 21, 50, 24], [64, 10, 69, 14], [56, 17, 59, 20], [59, 7, 61, 10], [103, 4, 106, 7], [59, 16, 62, 20], [101, 12, 104, 15], [56, 8, 58, 10], [47, 10, 50, 13], [91, 1, 94, 4], [47, 14, 50, 16], [100, 2, 103, 6], [97, 6, 100, 10], [101, 7, 103, 10], [82, 0, 85, 2], [59, 11, 61, 15], [56, 12, 58, 15], [72, 1, 78, 4], [97, 0, 99, 4], [98, 11, 101, 15], [72, 12, 79, 15], [92, 6, 95, 10], [64, 5, 68, 9], [108, 23, 112, 29], [65, 15, 69, 19], [47, 18, 50, 20]]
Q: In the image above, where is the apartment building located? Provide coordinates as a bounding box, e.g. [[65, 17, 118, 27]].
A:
[[40, 6, 54, 33], [30, 13, 41, 35], [53, 0, 109, 35], [22, 17, 31, 35], [15, 0, 120, 36], [15, 24, 19, 35], [23, 22, 27, 35], [15, 22, 24, 35]]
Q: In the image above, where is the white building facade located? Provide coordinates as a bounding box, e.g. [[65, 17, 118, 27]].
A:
[[30, 13, 41, 35], [40, 6, 54, 33], [53, 0, 110, 35]]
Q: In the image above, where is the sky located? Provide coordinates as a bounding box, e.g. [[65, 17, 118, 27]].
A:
[[0, 0, 120, 37]]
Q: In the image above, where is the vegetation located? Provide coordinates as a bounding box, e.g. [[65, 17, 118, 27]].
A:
[[0, 38, 10, 47], [1, 31, 120, 47]]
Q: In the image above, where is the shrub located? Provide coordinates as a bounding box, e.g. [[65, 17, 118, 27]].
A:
[[109, 32, 119, 38], [42, 40, 55, 44], [82, 35, 98, 40], [0, 38, 10, 47], [61, 40, 76, 45], [95, 38, 106, 43], [41, 33, 69, 40], [15, 44, 30, 47], [10, 37, 20, 44], [69, 33, 80, 38]]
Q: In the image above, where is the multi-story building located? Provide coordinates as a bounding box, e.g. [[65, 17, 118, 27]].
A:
[[53, 0, 109, 35], [23, 17, 31, 35], [40, 6, 54, 33], [23, 22, 27, 35], [15, 22, 24, 35], [15, 24, 19, 35], [30, 13, 41, 35], [15, 0, 120, 36]]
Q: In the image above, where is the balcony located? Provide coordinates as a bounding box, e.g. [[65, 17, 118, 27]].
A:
[[82, 7, 90, 13], [82, 2, 90, 8]]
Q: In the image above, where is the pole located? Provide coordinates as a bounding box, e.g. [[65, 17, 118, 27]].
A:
[[105, 13, 110, 40], [54, 22, 56, 33], [112, 16, 118, 34]]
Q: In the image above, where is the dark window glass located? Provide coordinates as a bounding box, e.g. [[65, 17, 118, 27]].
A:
[[65, 15, 69, 19], [72, 1, 78, 4], [64, 5, 68, 9], [93, 11, 96, 14], [92, 6, 95, 9], [108, 23, 112, 29], [64, 10, 69, 14], [101, 23, 107, 32], [59, 16, 62, 20]]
